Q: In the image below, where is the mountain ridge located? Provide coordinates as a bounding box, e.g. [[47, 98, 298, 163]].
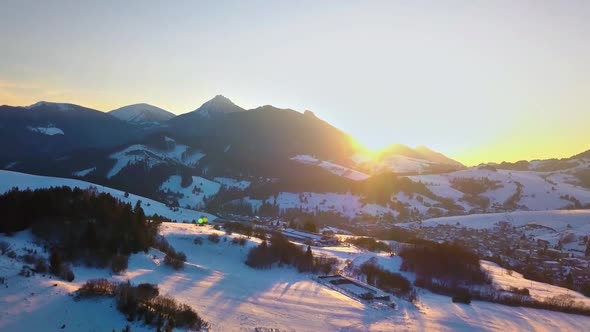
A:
[[109, 103, 175, 126]]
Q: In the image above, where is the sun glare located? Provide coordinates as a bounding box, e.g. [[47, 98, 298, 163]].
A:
[[349, 136, 389, 162]]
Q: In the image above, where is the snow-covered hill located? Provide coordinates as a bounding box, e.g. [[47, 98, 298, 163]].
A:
[[25, 101, 76, 112], [245, 192, 395, 219], [160, 175, 221, 209], [0, 170, 215, 222], [409, 165, 590, 212], [352, 144, 465, 175], [107, 141, 205, 178], [240, 161, 590, 222], [109, 103, 175, 128], [2, 223, 589, 331], [291, 154, 370, 181]]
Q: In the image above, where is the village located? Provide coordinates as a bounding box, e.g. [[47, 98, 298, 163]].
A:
[[411, 221, 590, 291], [215, 212, 590, 297]]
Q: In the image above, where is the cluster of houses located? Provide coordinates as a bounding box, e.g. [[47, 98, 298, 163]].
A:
[[281, 228, 339, 246], [414, 223, 590, 288]]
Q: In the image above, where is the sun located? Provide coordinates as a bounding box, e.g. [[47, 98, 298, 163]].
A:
[[349, 136, 388, 162]]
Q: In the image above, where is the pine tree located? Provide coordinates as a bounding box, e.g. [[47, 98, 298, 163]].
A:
[[82, 222, 98, 250], [302, 245, 314, 272], [49, 248, 62, 275], [565, 272, 574, 289]]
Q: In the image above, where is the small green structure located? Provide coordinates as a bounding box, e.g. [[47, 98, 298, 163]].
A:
[[197, 216, 209, 226]]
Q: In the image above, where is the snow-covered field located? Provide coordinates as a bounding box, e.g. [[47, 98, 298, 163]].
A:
[[482, 261, 590, 307], [0, 170, 216, 222], [2, 224, 590, 331], [0, 231, 152, 332]]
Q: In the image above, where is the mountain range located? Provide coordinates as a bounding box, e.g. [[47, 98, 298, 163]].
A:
[[0, 95, 466, 171], [1, 95, 589, 222]]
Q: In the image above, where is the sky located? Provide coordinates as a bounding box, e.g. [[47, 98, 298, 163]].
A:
[[0, 0, 589, 166]]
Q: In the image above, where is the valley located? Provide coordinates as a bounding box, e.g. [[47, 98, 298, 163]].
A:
[[1, 97, 589, 331]]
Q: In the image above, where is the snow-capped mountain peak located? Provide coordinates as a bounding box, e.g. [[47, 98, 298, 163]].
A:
[[193, 95, 245, 118], [25, 101, 75, 112], [109, 103, 175, 127]]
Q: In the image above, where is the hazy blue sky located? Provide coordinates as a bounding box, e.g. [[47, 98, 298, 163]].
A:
[[1, 0, 589, 164]]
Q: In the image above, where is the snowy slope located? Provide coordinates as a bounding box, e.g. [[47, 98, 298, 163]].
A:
[[109, 103, 174, 127], [0, 170, 216, 222], [27, 126, 64, 136], [403, 209, 590, 231], [0, 232, 152, 332], [107, 143, 205, 178], [72, 167, 96, 177], [351, 145, 464, 175], [226, 162, 590, 221], [192, 94, 245, 118], [352, 152, 460, 174], [271, 192, 396, 219], [25, 101, 74, 112], [374, 154, 437, 174], [409, 167, 590, 212], [213, 177, 251, 190], [3, 224, 590, 331], [481, 260, 590, 307], [160, 175, 221, 209], [291, 155, 370, 181]]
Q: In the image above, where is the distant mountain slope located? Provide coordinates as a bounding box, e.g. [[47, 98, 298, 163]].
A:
[[1, 96, 536, 223], [109, 103, 175, 127], [167, 95, 245, 130], [353, 144, 465, 175], [166, 98, 358, 177], [194, 94, 245, 118], [414, 145, 464, 167], [572, 148, 590, 160], [0, 101, 141, 162]]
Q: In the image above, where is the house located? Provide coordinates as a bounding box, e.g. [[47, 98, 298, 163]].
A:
[[542, 260, 561, 270], [514, 249, 530, 260], [546, 248, 570, 259], [281, 228, 337, 246]]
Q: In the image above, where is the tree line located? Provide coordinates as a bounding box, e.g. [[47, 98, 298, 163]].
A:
[[245, 232, 337, 274], [0, 186, 160, 272]]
